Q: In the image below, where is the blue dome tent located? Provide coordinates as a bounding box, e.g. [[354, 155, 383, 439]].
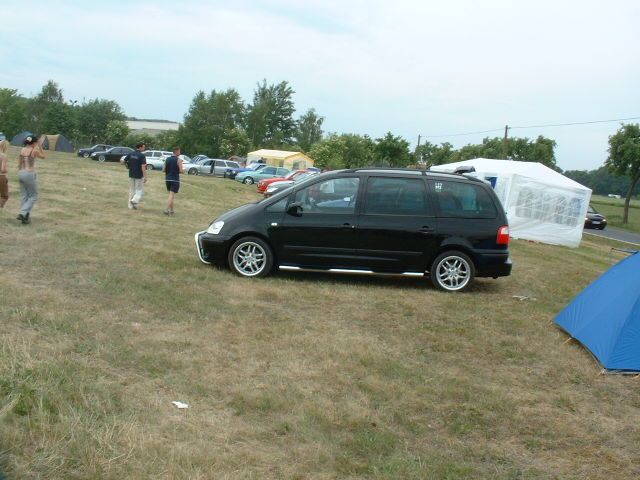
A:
[[554, 251, 640, 373]]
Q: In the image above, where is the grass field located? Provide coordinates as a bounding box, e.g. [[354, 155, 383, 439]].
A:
[[1, 149, 640, 479], [590, 194, 640, 233]]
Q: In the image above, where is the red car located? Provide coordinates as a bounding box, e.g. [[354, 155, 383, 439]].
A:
[[257, 170, 307, 193]]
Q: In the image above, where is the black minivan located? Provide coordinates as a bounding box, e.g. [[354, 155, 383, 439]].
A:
[[195, 168, 512, 291]]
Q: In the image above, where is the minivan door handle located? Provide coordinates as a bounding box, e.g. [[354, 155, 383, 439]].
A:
[[342, 222, 356, 229], [419, 226, 434, 234]]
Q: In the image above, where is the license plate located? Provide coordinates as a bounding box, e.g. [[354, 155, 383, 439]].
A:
[[592, 221, 600, 224]]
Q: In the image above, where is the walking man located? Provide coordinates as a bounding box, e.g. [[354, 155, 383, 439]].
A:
[[163, 147, 183, 215], [124, 142, 147, 210]]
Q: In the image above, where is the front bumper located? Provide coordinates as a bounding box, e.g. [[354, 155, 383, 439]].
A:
[[194, 231, 232, 265]]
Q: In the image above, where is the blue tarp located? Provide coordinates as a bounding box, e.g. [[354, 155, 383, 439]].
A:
[[554, 251, 640, 372]]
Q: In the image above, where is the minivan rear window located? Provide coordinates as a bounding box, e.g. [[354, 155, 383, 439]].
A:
[[430, 180, 497, 218]]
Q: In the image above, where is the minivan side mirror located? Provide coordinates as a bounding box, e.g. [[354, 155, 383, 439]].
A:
[[287, 202, 303, 217]]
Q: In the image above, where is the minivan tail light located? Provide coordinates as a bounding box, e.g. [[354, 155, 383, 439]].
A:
[[496, 226, 510, 245]]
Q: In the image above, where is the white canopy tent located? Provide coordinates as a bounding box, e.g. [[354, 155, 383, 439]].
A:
[[430, 158, 591, 247]]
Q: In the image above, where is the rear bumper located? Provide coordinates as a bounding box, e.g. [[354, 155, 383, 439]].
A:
[[475, 253, 512, 278]]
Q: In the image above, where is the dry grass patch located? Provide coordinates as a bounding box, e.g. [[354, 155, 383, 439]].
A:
[[1, 150, 639, 479]]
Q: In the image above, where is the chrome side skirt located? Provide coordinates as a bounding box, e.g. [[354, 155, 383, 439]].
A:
[[194, 231, 211, 265], [279, 265, 424, 277]]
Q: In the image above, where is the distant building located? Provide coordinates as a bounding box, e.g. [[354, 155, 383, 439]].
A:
[[247, 149, 314, 170], [126, 120, 180, 136]]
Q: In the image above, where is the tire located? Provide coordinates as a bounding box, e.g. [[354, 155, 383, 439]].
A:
[[146, 164, 154, 170], [188, 168, 198, 175], [430, 250, 475, 292], [228, 237, 274, 278], [98, 155, 106, 162], [243, 177, 254, 185], [82, 152, 90, 158]]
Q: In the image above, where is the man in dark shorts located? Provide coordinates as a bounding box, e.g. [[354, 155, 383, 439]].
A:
[[162, 147, 183, 215], [124, 142, 147, 210]]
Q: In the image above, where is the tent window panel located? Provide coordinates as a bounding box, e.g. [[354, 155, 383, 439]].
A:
[[515, 188, 534, 218]]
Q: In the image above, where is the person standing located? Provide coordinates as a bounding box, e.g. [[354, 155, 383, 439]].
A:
[[163, 147, 183, 215], [124, 142, 147, 210], [17, 135, 45, 224], [0, 140, 9, 208]]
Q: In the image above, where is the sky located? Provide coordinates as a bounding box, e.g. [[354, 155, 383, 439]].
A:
[[1, 0, 639, 171]]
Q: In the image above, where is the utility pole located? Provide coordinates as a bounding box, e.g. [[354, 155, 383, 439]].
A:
[[502, 125, 510, 159], [415, 134, 421, 163]]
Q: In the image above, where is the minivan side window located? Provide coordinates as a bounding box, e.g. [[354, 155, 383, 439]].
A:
[[294, 178, 360, 214], [364, 177, 428, 216], [430, 180, 497, 218]]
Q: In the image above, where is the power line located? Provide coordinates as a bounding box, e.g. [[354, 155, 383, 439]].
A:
[[511, 116, 640, 130], [421, 116, 640, 139]]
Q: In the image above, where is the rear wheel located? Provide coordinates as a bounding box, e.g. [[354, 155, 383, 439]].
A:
[[228, 237, 274, 278], [188, 168, 198, 175], [243, 177, 255, 185], [430, 251, 475, 292], [146, 164, 154, 170], [98, 154, 106, 162]]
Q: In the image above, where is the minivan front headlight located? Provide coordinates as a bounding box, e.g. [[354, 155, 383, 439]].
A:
[[207, 220, 224, 234]]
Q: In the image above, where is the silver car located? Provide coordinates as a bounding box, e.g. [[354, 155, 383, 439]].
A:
[[193, 158, 241, 176]]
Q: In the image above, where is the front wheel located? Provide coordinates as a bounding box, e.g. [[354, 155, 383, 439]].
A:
[[188, 168, 198, 175], [228, 237, 274, 278], [82, 152, 90, 158], [430, 251, 475, 292], [98, 155, 106, 162], [146, 164, 154, 170], [243, 177, 254, 185]]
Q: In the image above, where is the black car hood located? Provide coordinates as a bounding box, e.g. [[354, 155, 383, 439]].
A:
[[215, 203, 260, 223]]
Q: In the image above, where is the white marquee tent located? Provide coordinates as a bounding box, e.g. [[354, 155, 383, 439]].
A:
[[430, 158, 592, 247]]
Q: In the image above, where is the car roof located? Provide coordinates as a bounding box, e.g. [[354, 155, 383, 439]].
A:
[[337, 167, 485, 183]]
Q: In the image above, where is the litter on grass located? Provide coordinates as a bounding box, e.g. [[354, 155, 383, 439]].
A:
[[171, 401, 189, 409]]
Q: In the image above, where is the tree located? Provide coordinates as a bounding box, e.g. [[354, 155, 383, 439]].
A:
[[154, 130, 181, 151], [246, 80, 296, 148], [0, 88, 28, 138], [295, 108, 324, 152], [416, 141, 456, 166], [219, 128, 250, 158], [309, 134, 348, 170], [374, 132, 411, 167], [26, 80, 65, 131], [105, 120, 130, 145], [39, 103, 78, 137], [76, 99, 126, 144], [179, 89, 246, 157], [606, 123, 640, 224], [124, 132, 157, 150]]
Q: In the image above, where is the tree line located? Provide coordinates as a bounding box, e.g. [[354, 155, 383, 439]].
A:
[[2, 80, 638, 221]]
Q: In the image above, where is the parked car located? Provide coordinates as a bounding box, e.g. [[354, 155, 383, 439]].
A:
[[143, 150, 173, 170], [264, 171, 319, 197], [78, 144, 113, 158], [224, 162, 267, 179], [195, 168, 512, 292], [257, 169, 308, 193], [235, 166, 290, 185], [91, 146, 134, 162], [193, 158, 241, 176], [192, 154, 209, 163], [584, 204, 607, 230], [156, 154, 198, 174]]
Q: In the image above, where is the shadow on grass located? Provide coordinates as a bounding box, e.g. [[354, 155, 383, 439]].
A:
[[268, 268, 506, 294]]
